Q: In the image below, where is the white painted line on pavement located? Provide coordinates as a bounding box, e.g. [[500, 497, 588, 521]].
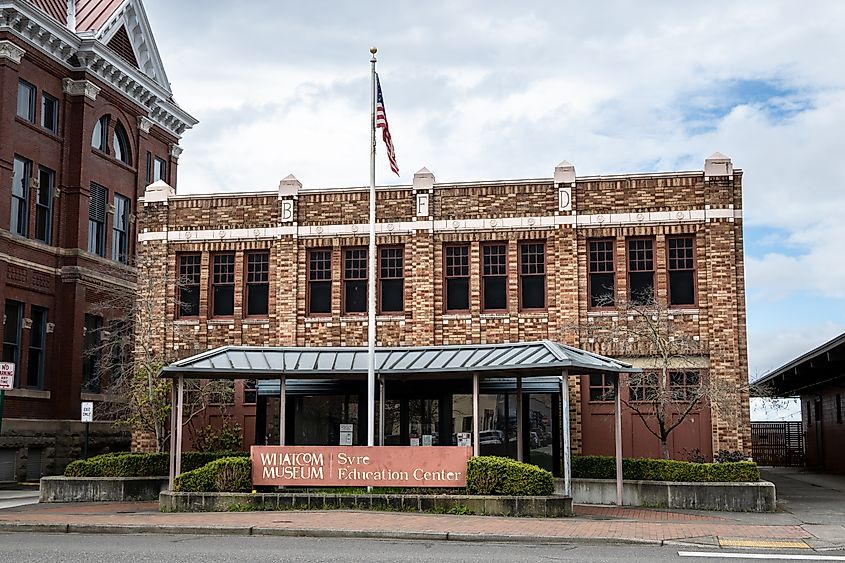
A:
[[678, 551, 845, 561]]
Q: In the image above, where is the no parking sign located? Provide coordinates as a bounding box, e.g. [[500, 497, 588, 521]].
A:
[[0, 363, 14, 390]]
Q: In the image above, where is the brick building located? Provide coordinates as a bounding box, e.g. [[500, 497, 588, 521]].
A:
[[136, 154, 750, 466], [0, 0, 195, 479]]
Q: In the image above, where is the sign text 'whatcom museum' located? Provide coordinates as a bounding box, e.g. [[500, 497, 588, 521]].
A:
[[251, 446, 472, 487]]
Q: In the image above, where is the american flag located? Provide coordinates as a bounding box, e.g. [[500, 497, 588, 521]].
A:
[[376, 75, 399, 176]]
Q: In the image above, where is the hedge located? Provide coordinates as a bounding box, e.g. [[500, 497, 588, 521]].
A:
[[64, 451, 248, 477], [571, 455, 759, 482], [173, 457, 252, 492], [466, 456, 554, 496]]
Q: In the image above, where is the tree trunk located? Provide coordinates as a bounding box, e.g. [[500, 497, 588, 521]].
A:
[[660, 438, 670, 460]]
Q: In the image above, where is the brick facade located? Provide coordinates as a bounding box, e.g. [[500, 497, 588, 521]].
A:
[[137, 156, 751, 459], [0, 0, 195, 476]]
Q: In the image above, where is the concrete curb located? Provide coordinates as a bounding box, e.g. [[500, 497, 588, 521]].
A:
[[0, 521, 664, 545]]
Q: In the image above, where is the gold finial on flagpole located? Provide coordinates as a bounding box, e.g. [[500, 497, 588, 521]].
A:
[[370, 47, 377, 54]]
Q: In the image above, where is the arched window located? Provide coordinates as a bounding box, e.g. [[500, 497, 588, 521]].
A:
[[92, 115, 109, 152], [113, 121, 131, 164]]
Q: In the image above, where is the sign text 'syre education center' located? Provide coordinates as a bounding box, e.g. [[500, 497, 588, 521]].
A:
[[251, 446, 472, 487]]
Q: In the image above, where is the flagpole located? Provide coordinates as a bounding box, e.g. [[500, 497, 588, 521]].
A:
[[367, 47, 377, 450]]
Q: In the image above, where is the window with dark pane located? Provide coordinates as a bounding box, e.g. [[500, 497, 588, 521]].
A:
[[82, 314, 103, 393], [246, 251, 270, 316], [482, 243, 507, 311], [212, 254, 235, 316], [16, 80, 35, 121], [154, 157, 167, 181], [87, 183, 107, 256], [630, 372, 658, 402], [177, 254, 201, 317], [379, 246, 404, 313], [92, 115, 109, 152], [343, 248, 367, 314], [243, 379, 257, 404], [41, 93, 58, 133], [308, 249, 331, 315], [111, 194, 130, 263], [628, 238, 654, 304], [445, 245, 470, 311], [35, 167, 54, 244], [670, 371, 701, 402], [11, 156, 31, 237], [588, 373, 616, 402], [588, 239, 615, 307], [520, 241, 545, 310], [668, 236, 696, 305], [27, 306, 47, 389], [3, 301, 23, 386], [112, 121, 131, 165]]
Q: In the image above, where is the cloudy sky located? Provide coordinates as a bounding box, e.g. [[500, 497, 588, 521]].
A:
[[143, 0, 844, 403]]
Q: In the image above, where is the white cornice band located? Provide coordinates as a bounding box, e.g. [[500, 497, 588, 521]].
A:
[[137, 208, 743, 244]]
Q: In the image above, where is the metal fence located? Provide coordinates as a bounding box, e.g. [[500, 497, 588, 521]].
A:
[[751, 421, 805, 466]]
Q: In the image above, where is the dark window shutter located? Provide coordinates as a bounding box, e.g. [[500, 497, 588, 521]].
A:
[[89, 183, 107, 222]]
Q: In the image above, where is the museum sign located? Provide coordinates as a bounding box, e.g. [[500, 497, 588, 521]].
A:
[[251, 446, 473, 487]]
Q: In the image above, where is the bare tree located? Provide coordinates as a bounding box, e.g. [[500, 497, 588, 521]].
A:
[[83, 255, 235, 452], [572, 288, 749, 460]]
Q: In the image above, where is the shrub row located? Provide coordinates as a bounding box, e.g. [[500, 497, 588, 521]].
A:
[[466, 456, 554, 496], [173, 457, 252, 492], [571, 455, 759, 482], [64, 451, 248, 477]]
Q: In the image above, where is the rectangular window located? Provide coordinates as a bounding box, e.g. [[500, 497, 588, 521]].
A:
[[519, 241, 545, 310], [670, 371, 701, 402], [145, 152, 152, 185], [445, 245, 470, 312], [154, 157, 167, 182], [628, 238, 654, 304], [482, 243, 507, 311], [630, 372, 658, 402], [87, 183, 107, 256], [668, 236, 696, 306], [211, 254, 235, 317], [41, 93, 58, 133], [35, 167, 54, 244], [3, 301, 24, 387], [111, 194, 130, 264], [16, 80, 35, 121], [589, 239, 615, 307], [177, 254, 201, 317], [82, 314, 102, 393], [588, 373, 616, 402], [243, 379, 257, 404], [343, 248, 367, 314], [308, 249, 332, 315], [379, 246, 404, 313], [246, 251, 269, 316], [11, 156, 31, 237], [27, 306, 47, 389]]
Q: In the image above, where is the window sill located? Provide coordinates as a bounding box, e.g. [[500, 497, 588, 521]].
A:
[[80, 392, 124, 402], [587, 310, 619, 317], [518, 310, 548, 317], [304, 316, 333, 323], [5, 388, 50, 399], [15, 116, 63, 142], [91, 148, 137, 173], [174, 318, 201, 325], [442, 313, 471, 320]]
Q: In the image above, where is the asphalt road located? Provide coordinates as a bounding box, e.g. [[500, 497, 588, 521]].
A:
[[2, 533, 845, 563]]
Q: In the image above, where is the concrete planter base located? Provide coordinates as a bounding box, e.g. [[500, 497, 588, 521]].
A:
[[160, 491, 573, 517], [40, 476, 169, 503], [558, 478, 775, 512]]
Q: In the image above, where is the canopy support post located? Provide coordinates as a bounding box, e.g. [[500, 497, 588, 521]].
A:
[[279, 375, 286, 446], [472, 372, 480, 457], [615, 373, 623, 506], [561, 372, 571, 497], [516, 375, 524, 462], [174, 376, 184, 478], [379, 375, 385, 446]]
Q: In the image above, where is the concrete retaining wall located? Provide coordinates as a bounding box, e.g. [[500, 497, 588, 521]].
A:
[[39, 476, 169, 503], [161, 491, 573, 517], [558, 478, 776, 512]]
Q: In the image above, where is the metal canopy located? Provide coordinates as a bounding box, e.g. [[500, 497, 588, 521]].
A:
[[160, 340, 637, 380], [752, 331, 845, 396]]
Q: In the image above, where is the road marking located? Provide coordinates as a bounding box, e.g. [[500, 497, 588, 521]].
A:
[[720, 539, 810, 549], [678, 551, 845, 561]]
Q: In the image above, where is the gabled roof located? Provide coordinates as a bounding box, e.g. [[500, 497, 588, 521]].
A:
[[161, 341, 638, 380]]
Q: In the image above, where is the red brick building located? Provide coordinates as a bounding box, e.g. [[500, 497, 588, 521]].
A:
[[137, 155, 751, 465], [0, 0, 195, 479]]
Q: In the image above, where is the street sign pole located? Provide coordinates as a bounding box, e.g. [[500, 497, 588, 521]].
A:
[[0, 390, 5, 435], [81, 401, 94, 460]]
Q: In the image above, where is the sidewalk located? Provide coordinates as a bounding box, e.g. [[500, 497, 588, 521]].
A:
[[0, 499, 841, 551]]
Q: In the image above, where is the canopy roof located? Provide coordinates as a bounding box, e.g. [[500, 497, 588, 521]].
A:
[[753, 332, 845, 396], [161, 341, 637, 380]]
